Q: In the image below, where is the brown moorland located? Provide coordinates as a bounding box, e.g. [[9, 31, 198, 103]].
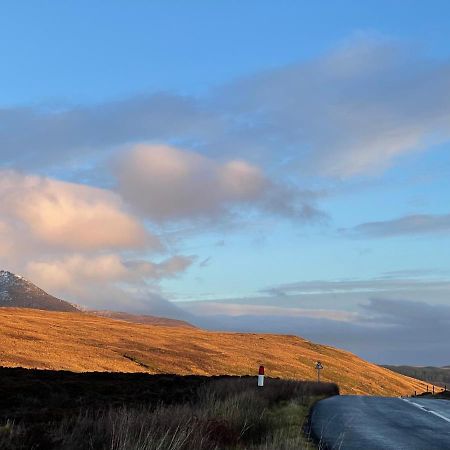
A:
[[0, 307, 429, 396]]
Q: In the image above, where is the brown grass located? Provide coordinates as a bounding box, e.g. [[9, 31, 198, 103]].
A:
[[0, 377, 332, 450], [0, 307, 429, 396]]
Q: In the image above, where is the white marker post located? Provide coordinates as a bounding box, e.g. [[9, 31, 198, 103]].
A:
[[315, 361, 323, 383], [258, 365, 265, 387]]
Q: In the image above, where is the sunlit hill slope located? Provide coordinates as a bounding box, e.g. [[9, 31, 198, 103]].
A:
[[0, 307, 429, 396]]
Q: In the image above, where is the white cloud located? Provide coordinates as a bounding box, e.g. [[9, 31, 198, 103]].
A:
[[116, 144, 321, 222], [26, 254, 194, 300], [22, 253, 195, 317], [0, 170, 195, 316], [0, 170, 160, 252]]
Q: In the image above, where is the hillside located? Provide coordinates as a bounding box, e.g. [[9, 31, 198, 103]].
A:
[[0, 271, 78, 312], [384, 365, 450, 388], [0, 307, 429, 396]]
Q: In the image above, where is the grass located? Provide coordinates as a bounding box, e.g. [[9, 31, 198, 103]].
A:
[[0, 370, 338, 449], [0, 307, 430, 396]]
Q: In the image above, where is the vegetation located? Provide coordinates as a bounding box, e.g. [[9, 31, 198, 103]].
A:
[[0, 368, 338, 449], [0, 307, 429, 395], [384, 365, 450, 388]]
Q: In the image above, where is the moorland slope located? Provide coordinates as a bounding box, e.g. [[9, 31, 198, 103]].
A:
[[0, 307, 429, 396]]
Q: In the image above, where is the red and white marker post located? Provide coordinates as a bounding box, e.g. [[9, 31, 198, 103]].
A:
[[258, 365, 265, 387]]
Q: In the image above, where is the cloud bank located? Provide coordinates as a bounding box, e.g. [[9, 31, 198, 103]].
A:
[[1, 37, 450, 180], [178, 273, 450, 365], [180, 296, 450, 366]]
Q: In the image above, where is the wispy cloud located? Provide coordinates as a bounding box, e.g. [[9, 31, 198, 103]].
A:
[[345, 213, 450, 237], [178, 301, 358, 322], [0, 93, 214, 168], [2, 36, 450, 179], [261, 276, 450, 296]]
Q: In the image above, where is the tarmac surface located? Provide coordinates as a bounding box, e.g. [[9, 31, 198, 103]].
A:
[[310, 395, 450, 449]]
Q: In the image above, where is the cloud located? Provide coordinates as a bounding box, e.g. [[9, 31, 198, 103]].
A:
[[115, 144, 322, 222], [361, 297, 450, 327], [180, 296, 450, 365], [0, 93, 215, 168], [0, 170, 160, 253], [178, 272, 450, 365], [346, 213, 450, 237], [199, 257, 211, 267], [380, 268, 450, 278], [261, 276, 450, 296], [217, 36, 450, 176], [177, 301, 358, 322], [27, 254, 129, 290], [125, 255, 196, 279], [2, 36, 450, 179], [0, 170, 195, 317], [26, 254, 195, 314]]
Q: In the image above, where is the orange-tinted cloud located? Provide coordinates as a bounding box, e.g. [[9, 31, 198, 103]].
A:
[[0, 170, 161, 252], [116, 144, 321, 222], [116, 145, 267, 221]]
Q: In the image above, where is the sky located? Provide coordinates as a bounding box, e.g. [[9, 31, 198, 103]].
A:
[[1, 1, 450, 365]]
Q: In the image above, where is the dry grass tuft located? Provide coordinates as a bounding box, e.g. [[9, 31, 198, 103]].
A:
[[0, 377, 334, 450]]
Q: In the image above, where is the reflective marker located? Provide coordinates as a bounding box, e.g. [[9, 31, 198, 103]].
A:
[[258, 365, 265, 387]]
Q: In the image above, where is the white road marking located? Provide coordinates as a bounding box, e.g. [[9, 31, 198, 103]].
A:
[[402, 398, 450, 423]]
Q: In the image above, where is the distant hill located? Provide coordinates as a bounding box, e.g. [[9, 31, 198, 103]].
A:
[[0, 271, 194, 327], [90, 310, 195, 328], [384, 365, 450, 388], [0, 307, 430, 396], [0, 271, 78, 312]]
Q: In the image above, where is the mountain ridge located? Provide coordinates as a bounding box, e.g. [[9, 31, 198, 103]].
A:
[[384, 365, 450, 388], [0, 270, 78, 312], [0, 270, 198, 328]]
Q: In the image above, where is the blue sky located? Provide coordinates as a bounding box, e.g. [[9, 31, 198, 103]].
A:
[[1, 1, 450, 364], [3, 1, 450, 104]]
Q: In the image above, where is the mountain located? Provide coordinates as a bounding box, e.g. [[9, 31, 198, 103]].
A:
[[0, 270, 195, 326], [0, 271, 78, 312], [0, 307, 430, 396], [90, 310, 196, 328], [383, 365, 450, 388]]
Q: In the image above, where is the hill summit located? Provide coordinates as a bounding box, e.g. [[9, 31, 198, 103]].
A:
[[0, 270, 78, 312]]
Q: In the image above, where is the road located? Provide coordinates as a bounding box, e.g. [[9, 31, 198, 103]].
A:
[[310, 395, 450, 449]]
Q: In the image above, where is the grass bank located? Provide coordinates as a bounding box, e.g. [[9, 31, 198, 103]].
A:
[[0, 368, 338, 449]]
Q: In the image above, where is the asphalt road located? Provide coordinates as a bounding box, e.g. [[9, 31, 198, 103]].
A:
[[310, 395, 450, 450]]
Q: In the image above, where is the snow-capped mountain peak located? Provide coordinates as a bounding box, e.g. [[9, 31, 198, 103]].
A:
[[0, 270, 79, 312]]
